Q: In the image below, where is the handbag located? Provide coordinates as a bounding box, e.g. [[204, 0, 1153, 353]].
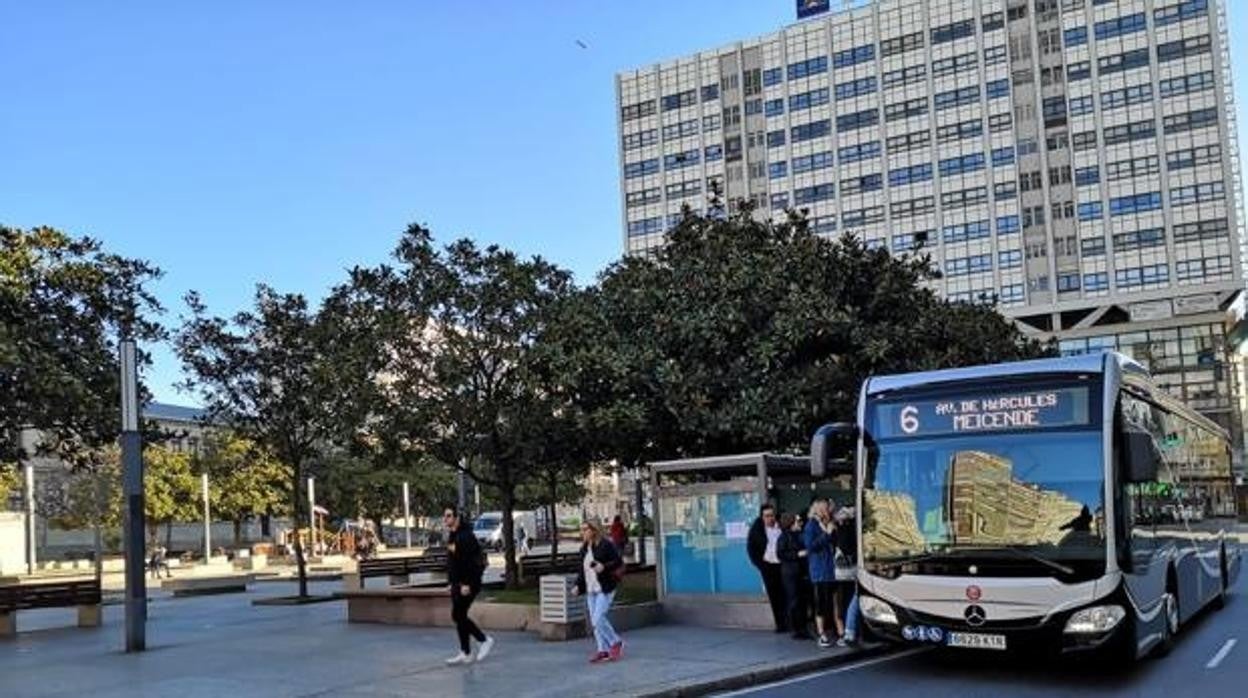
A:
[[834, 550, 856, 582]]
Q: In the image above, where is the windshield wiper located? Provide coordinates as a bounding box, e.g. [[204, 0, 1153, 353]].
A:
[[869, 550, 949, 572], [963, 546, 1075, 576]]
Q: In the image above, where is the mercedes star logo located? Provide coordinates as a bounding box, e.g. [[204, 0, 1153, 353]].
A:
[[964, 605, 987, 627]]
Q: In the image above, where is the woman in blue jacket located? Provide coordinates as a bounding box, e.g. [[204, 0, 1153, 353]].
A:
[[803, 498, 838, 648]]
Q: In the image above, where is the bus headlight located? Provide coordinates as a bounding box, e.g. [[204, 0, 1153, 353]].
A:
[[859, 595, 898, 625], [1063, 605, 1125, 634]]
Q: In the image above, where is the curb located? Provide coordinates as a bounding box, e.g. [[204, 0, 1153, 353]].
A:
[[635, 644, 894, 698]]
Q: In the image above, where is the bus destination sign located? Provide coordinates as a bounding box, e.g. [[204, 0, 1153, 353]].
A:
[[874, 387, 1090, 439]]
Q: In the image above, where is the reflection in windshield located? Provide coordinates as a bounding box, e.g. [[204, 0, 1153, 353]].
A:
[[863, 431, 1105, 561]]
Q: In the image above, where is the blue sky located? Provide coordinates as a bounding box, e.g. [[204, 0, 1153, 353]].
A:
[[3, 1, 1247, 406]]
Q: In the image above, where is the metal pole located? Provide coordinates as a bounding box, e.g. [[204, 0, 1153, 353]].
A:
[[23, 455, 35, 576], [402, 481, 412, 549], [202, 472, 211, 561], [456, 469, 467, 513], [634, 471, 647, 565], [120, 339, 146, 652], [307, 476, 315, 556]]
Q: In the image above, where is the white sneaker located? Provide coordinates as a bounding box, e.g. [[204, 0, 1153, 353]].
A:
[[445, 652, 473, 666], [476, 636, 495, 662]]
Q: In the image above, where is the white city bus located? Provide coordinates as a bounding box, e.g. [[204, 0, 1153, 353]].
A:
[[813, 352, 1241, 661]]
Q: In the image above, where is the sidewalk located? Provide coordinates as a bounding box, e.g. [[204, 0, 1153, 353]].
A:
[[0, 580, 870, 698]]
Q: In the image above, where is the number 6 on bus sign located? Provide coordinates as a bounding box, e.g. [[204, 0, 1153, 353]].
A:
[[900, 405, 919, 434]]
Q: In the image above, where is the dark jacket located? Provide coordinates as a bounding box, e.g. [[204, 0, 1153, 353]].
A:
[[447, 525, 485, 589], [835, 516, 858, 565], [776, 529, 806, 582], [747, 517, 773, 569], [803, 518, 837, 583], [575, 538, 624, 595]]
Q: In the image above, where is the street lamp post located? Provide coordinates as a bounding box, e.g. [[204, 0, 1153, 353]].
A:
[[20, 429, 36, 576], [201, 472, 211, 561], [402, 481, 412, 549], [307, 476, 316, 557], [119, 339, 146, 652]]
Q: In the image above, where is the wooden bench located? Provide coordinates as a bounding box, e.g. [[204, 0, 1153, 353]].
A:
[[0, 578, 102, 637], [162, 574, 254, 597], [343, 551, 449, 591], [511, 552, 582, 582]]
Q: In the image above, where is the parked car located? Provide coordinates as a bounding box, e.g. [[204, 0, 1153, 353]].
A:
[[473, 511, 537, 552]]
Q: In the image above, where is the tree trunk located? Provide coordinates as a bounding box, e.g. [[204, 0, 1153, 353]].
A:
[[292, 468, 308, 598], [165, 520, 173, 550], [501, 485, 519, 589], [233, 519, 243, 547]]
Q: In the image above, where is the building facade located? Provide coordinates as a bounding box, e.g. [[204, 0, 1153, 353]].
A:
[[616, 0, 1247, 467]]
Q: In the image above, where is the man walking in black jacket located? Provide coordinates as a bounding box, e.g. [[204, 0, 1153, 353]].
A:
[[443, 507, 495, 665], [747, 503, 788, 632]]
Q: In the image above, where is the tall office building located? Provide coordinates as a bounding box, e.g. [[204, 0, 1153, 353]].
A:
[[616, 0, 1248, 460]]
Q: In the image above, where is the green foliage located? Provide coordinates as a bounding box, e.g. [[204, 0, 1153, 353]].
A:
[[198, 432, 292, 526], [547, 206, 1051, 462], [0, 226, 163, 468], [0, 467, 19, 505]]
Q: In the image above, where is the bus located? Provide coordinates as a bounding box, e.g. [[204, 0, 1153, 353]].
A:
[[811, 352, 1241, 661]]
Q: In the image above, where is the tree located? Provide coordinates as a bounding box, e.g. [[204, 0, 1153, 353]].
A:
[[144, 446, 198, 547], [552, 205, 1051, 462], [1, 226, 164, 468], [198, 433, 291, 546], [376, 227, 577, 587], [175, 276, 387, 597]]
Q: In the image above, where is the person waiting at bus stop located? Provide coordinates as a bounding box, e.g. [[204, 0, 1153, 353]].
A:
[[804, 498, 839, 648], [747, 503, 788, 633]]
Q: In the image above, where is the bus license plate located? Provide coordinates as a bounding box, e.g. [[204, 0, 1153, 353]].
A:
[[947, 632, 1007, 650]]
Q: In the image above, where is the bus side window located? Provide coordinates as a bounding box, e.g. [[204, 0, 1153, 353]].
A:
[[1118, 392, 1159, 569]]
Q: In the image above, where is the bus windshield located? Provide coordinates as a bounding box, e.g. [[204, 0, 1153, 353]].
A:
[[862, 380, 1106, 573]]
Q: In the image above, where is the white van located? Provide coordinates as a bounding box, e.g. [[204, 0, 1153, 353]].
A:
[[473, 511, 537, 552]]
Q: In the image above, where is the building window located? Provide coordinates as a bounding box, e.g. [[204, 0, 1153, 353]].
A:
[[1069, 95, 1094, 116], [1094, 12, 1146, 41], [1077, 201, 1103, 221], [835, 76, 878, 100], [946, 253, 993, 277], [891, 196, 935, 218], [1163, 107, 1219, 135], [997, 215, 1021, 235], [1170, 182, 1225, 207], [886, 129, 930, 153], [943, 220, 991, 244], [1173, 218, 1229, 243], [661, 89, 697, 112], [986, 79, 1010, 99], [793, 183, 835, 205], [789, 88, 830, 112], [1113, 227, 1166, 252], [883, 64, 926, 88], [623, 158, 659, 179], [833, 44, 875, 69], [1106, 154, 1159, 181], [622, 129, 657, 150], [788, 55, 828, 80], [792, 150, 835, 173], [931, 18, 975, 45], [838, 140, 881, 163], [1115, 263, 1169, 289], [940, 186, 988, 209], [1068, 61, 1091, 81], [1081, 237, 1106, 256], [1064, 27, 1087, 47], [888, 162, 933, 187], [790, 120, 831, 143], [768, 162, 787, 179], [936, 119, 983, 143], [939, 153, 986, 177], [984, 44, 1007, 65], [836, 109, 879, 132], [934, 86, 980, 111], [991, 146, 1015, 167], [1103, 120, 1160, 146], [1098, 48, 1150, 75], [932, 52, 977, 79], [767, 129, 787, 148], [1159, 71, 1215, 99], [1075, 166, 1100, 186], [1108, 192, 1162, 216], [1084, 272, 1109, 292], [1157, 35, 1212, 63], [762, 68, 782, 87], [1057, 273, 1081, 292], [842, 173, 883, 195], [1167, 144, 1222, 171], [765, 98, 784, 117], [999, 249, 1023, 269], [663, 149, 701, 171], [884, 97, 928, 122], [621, 101, 656, 122], [1155, 0, 1209, 27], [881, 31, 924, 57], [662, 119, 699, 140], [1176, 255, 1232, 282], [701, 84, 720, 103], [891, 230, 931, 251], [704, 144, 723, 161]]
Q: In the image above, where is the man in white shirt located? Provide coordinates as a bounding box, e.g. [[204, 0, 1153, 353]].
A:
[[747, 503, 788, 632]]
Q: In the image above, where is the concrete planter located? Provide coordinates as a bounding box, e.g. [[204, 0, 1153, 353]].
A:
[[342, 589, 540, 631]]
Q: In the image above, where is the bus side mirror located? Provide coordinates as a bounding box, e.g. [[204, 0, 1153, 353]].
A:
[[1123, 430, 1160, 483], [811, 422, 857, 477]]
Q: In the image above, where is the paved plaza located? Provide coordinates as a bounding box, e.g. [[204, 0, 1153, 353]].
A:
[[0, 579, 858, 697]]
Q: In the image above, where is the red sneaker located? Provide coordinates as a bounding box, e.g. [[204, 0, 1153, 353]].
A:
[[589, 651, 611, 664], [609, 641, 624, 660]]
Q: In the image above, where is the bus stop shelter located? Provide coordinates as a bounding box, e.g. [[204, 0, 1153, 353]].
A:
[[649, 453, 853, 628]]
